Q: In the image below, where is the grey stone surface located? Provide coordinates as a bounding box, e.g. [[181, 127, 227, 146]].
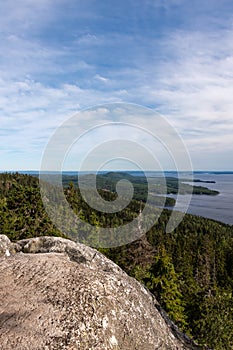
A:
[[0, 235, 202, 350], [0, 234, 21, 256]]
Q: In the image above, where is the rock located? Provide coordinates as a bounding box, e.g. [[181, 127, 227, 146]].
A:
[[0, 235, 203, 350], [0, 235, 21, 257]]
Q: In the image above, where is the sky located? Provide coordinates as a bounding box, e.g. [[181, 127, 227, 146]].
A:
[[1, 0, 233, 171]]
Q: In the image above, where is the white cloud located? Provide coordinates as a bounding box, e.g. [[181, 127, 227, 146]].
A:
[[1, 1, 233, 170], [94, 74, 109, 83], [115, 29, 233, 159]]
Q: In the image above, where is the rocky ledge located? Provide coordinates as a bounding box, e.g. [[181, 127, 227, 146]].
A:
[[0, 235, 203, 350]]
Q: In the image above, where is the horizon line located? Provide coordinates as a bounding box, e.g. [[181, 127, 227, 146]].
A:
[[1, 169, 233, 173]]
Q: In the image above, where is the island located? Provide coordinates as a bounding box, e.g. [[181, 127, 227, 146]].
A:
[[62, 171, 219, 208]]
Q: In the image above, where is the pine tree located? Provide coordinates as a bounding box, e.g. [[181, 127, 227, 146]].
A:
[[145, 245, 187, 329]]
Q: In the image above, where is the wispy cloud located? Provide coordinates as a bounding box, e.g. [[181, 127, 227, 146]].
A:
[[1, 1, 233, 170]]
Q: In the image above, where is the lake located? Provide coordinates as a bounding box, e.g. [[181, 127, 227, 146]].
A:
[[167, 172, 233, 226], [16, 170, 233, 226]]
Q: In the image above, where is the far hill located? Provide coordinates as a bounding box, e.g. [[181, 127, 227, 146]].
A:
[[62, 171, 219, 208]]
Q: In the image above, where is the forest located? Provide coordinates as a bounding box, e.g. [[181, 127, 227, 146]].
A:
[[0, 172, 232, 349]]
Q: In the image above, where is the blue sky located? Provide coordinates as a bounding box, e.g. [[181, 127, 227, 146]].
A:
[[1, 0, 233, 170]]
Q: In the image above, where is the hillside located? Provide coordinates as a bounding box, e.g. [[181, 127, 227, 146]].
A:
[[0, 172, 232, 349]]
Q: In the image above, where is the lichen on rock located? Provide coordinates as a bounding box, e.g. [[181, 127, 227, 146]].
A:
[[0, 235, 203, 350]]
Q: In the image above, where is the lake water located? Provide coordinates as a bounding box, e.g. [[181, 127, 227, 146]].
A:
[[123, 171, 233, 226], [14, 170, 233, 226], [167, 173, 233, 226]]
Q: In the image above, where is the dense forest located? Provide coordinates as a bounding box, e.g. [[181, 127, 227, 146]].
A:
[[0, 172, 232, 349], [63, 171, 219, 201]]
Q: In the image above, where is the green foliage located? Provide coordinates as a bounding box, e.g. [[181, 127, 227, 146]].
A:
[[147, 246, 187, 328], [0, 172, 232, 349], [132, 246, 187, 330], [0, 173, 64, 240], [102, 211, 233, 349], [62, 171, 218, 208], [191, 289, 233, 349]]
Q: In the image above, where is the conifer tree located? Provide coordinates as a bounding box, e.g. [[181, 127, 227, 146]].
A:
[[145, 245, 187, 329]]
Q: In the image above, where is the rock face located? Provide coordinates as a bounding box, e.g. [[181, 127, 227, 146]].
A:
[[0, 235, 202, 350]]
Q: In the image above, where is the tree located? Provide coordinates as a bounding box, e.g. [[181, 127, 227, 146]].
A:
[[146, 245, 187, 329]]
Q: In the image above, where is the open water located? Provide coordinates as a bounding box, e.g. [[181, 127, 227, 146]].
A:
[[165, 172, 233, 226], [16, 170, 233, 226]]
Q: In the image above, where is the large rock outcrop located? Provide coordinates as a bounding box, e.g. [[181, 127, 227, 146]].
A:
[[0, 235, 202, 350]]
